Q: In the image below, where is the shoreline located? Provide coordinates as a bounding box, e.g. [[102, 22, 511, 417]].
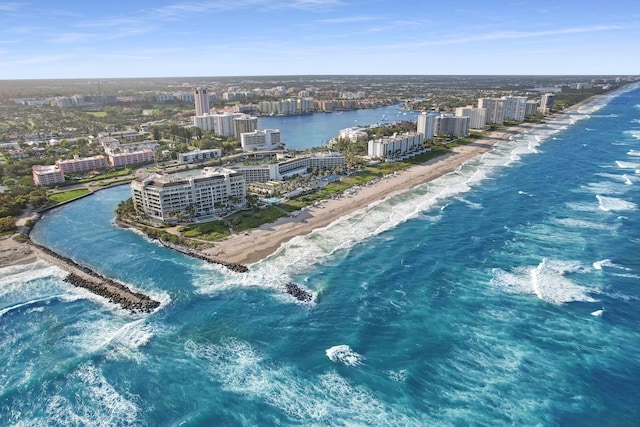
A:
[[201, 121, 541, 265], [0, 91, 611, 273]]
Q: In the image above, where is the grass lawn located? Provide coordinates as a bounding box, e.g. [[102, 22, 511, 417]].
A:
[[86, 111, 107, 117], [181, 206, 287, 240], [48, 188, 91, 205]]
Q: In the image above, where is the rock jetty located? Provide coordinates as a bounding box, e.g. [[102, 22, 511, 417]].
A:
[[284, 282, 314, 303], [161, 241, 249, 273], [30, 242, 160, 313]]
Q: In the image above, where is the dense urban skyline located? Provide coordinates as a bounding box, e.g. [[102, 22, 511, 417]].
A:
[[0, 0, 639, 79]]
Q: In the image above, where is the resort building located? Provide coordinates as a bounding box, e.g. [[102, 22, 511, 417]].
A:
[[194, 87, 210, 116], [55, 155, 108, 174], [368, 132, 425, 160], [235, 152, 345, 183], [131, 167, 246, 221], [240, 129, 282, 151], [178, 149, 222, 165], [417, 112, 440, 139], [454, 106, 488, 129], [434, 115, 470, 137], [32, 165, 65, 186], [108, 149, 155, 167]]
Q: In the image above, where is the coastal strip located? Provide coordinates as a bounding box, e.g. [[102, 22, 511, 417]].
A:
[[27, 241, 160, 313], [201, 121, 548, 266]]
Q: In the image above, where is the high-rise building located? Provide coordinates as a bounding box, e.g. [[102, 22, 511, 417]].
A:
[[32, 165, 65, 186], [454, 106, 487, 129], [233, 115, 258, 138], [212, 113, 242, 137], [539, 93, 556, 113], [502, 96, 528, 122], [417, 112, 440, 139], [194, 87, 210, 116], [478, 98, 505, 125], [434, 115, 470, 137]]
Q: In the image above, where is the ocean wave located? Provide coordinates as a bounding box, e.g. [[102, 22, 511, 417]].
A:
[[184, 338, 424, 424], [326, 345, 365, 366], [42, 364, 142, 426], [492, 259, 598, 305], [597, 195, 637, 212], [593, 259, 630, 271], [616, 160, 640, 169]]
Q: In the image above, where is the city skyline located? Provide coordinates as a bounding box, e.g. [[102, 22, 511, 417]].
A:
[[0, 0, 639, 80]]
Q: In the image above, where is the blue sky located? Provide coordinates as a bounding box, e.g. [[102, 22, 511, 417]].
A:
[[0, 0, 638, 79]]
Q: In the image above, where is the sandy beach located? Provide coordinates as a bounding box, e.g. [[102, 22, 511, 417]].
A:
[[203, 122, 540, 265]]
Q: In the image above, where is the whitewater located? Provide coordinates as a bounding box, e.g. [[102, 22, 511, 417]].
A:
[[1, 84, 640, 425]]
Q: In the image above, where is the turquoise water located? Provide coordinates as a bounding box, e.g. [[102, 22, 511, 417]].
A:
[[2, 85, 640, 425]]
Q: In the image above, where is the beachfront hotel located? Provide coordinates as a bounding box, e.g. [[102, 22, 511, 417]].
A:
[[131, 167, 246, 221], [235, 152, 345, 183], [368, 132, 425, 160], [32, 165, 65, 186]]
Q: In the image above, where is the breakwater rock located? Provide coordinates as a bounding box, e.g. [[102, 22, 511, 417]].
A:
[[284, 282, 314, 303], [30, 242, 160, 313], [160, 241, 249, 273]]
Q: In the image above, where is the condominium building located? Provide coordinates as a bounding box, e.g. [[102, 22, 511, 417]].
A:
[[434, 115, 470, 137], [539, 93, 556, 113], [193, 114, 215, 131], [194, 87, 210, 116], [212, 112, 242, 137], [32, 165, 65, 186], [240, 129, 282, 151], [417, 112, 440, 139], [233, 115, 258, 138], [368, 132, 425, 159], [478, 98, 505, 125], [56, 155, 108, 174], [178, 149, 222, 165], [108, 149, 155, 167], [525, 100, 540, 117], [454, 106, 488, 129], [131, 167, 246, 221], [502, 96, 528, 122]]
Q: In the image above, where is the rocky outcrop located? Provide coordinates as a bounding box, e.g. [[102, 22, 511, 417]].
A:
[[284, 282, 314, 303]]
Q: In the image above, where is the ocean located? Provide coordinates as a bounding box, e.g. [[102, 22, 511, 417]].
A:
[[1, 84, 640, 425]]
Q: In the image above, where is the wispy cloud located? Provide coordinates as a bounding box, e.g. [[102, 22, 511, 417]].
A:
[[387, 24, 626, 49], [0, 2, 22, 12], [317, 15, 379, 24]]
